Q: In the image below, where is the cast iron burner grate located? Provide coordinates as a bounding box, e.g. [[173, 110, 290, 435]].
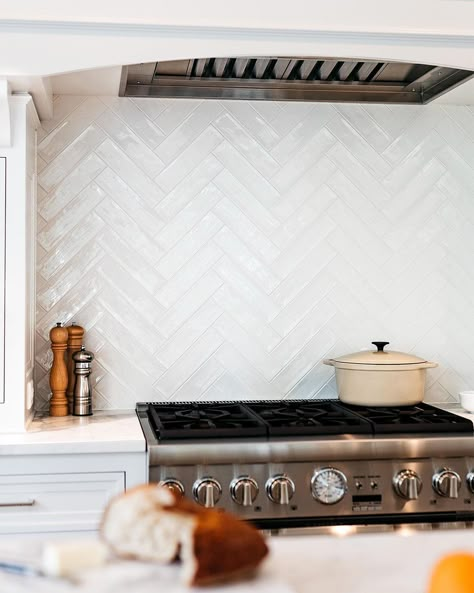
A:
[[147, 402, 267, 439], [341, 402, 474, 434], [246, 400, 372, 436], [142, 400, 473, 441]]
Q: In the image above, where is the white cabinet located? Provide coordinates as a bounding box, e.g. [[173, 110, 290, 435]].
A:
[[0, 449, 146, 536], [0, 471, 124, 535], [0, 95, 38, 432], [0, 157, 4, 406]]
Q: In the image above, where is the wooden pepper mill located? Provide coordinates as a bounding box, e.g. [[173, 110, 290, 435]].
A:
[[66, 323, 85, 414], [49, 322, 69, 417]]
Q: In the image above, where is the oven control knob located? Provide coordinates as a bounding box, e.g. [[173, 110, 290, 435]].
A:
[[266, 475, 295, 505], [433, 469, 461, 498], [160, 479, 184, 497], [466, 472, 474, 493], [393, 470, 422, 500], [193, 478, 222, 508], [230, 477, 259, 506]]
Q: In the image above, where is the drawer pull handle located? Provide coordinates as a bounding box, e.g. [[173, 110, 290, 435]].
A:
[[0, 499, 36, 507]]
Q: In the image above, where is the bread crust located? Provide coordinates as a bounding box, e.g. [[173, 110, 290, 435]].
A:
[[100, 484, 268, 586], [189, 508, 268, 586]]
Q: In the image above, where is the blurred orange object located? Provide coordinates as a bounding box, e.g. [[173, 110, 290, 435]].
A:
[[427, 552, 474, 593]]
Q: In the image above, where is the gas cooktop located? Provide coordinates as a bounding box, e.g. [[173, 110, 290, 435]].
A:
[[140, 400, 473, 441]]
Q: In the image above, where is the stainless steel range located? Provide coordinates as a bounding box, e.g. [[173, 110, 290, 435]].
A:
[[136, 400, 474, 534]]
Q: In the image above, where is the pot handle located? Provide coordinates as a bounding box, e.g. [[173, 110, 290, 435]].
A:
[[421, 362, 438, 369], [323, 359, 335, 366], [372, 341, 390, 352]]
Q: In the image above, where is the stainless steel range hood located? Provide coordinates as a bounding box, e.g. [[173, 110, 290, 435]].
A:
[[119, 57, 474, 104]]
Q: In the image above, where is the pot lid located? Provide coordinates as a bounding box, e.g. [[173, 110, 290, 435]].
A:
[[331, 342, 429, 366]]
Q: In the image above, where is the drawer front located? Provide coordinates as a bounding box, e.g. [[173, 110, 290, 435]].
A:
[[0, 472, 124, 534]]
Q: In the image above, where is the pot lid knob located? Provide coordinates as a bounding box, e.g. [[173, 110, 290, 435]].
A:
[[372, 341, 390, 352]]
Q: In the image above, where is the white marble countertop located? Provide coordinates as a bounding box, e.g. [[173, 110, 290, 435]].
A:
[[0, 411, 146, 455], [0, 403, 470, 457], [1, 529, 474, 593], [269, 528, 474, 593]]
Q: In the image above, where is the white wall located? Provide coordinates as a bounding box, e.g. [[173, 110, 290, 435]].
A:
[[0, 6, 473, 79], [2, 0, 474, 34], [34, 96, 474, 410]]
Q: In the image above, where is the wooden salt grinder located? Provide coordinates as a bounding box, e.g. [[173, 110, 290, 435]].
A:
[[66, 323, 85, 414], [49, 322, 69, 417]]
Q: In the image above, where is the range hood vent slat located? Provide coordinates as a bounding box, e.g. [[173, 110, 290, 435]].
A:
[[123, 56, 474, 104]]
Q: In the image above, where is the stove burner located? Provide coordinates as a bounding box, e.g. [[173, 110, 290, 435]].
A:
[[142, 400, 473, 441], [148, 402, 267, 439], [344, 403, 474, 433], [247, 401, 371, 436]]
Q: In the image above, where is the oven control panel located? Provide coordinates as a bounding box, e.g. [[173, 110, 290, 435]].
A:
[[151, 457, 474, 520]]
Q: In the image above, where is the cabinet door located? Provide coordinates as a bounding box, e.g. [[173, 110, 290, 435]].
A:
[[0, 157, 4, 404], [0, 471, 124, 534]]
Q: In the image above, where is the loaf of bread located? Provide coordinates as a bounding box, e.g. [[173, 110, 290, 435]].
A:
[[101, 485, 269, 586]]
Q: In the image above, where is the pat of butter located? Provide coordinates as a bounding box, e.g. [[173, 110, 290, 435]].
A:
[[42, 539, 108, 578]]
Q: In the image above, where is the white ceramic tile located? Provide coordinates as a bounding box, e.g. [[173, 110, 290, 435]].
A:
[[382, 107, 446, 165], [157, 270, 223, 338], [97, 256, 166, 325], [172, 357, 224, 400], [38, 211, 105, 281], [97, 229, 165, 295], [155, 301, 222, 367], [272, 128, 337, 193], [213, 313, 281, 381], [155, 127, 223, 192], [41, 95, 87, 134], [38, 153, 106, 221], [35, 98, 474, 410], [213, 197, 280, 264], [96, 109, 165, 177], [95, 197, 163, 266], [153, 99, 201, 135], [95, 138, 164, 204], [270, 269, 337, 337], [223, 101, 280, 150], [213, 170, 280, 235], [100, 96, 165, 148], [131, 98, 169, 121], [212, 141, 279, 207], [156, 212, 223, 280], [155, 242, 223, 308], [155, 101, 224, 165], [39, 97, 107, 163], [213, 112, 280, 178], [213, 256, 279, 320], [271, 105, 336, 164], [98, 280, 164, 355], [38, 182, 106, 251], [155, 154, 223, 221], [157, 183, 224, 251], [36, 240, 104, 311], [334, 105, 393, 152], [213, 226, 280, 294], [94, 312, 165, 380], [212, 284, 282, 350], [95, 167, 165, 238], [271, 327, 337, 394], [157, 328, 223, 397], [39, 125, 106, 192]]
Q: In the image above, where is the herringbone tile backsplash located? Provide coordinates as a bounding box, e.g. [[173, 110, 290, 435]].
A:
[[35, 97, 474, 410]]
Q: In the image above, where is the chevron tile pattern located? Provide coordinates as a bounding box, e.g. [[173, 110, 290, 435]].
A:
[[35, 96, 474, 410]]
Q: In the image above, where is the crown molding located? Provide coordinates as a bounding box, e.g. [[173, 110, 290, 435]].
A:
[[0, 19, 473, 48]]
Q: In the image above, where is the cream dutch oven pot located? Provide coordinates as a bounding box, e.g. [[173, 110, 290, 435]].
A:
[[323, 341, 438, 406]]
